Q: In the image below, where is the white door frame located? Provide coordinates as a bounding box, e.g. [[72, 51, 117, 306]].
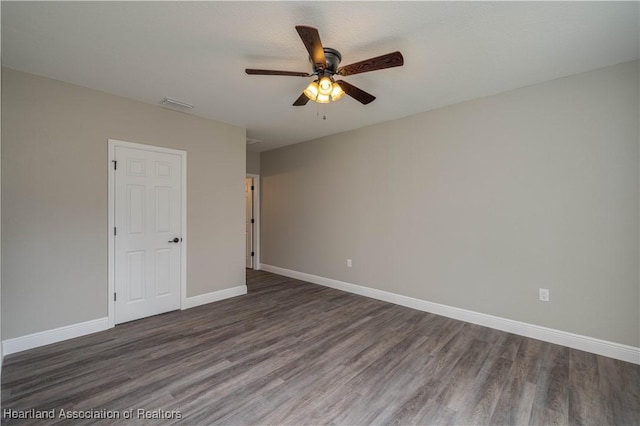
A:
[[107, 139, 187, 328], [246, 173, 260, 270]]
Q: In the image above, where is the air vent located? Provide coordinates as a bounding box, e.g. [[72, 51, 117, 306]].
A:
[[246, 138, 262, 145], [160, 97, 194, 110]]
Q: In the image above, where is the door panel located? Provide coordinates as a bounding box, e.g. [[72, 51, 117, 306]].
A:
[[155, 187, 171, 232], [127, 185, 145, 234], [127, 251, 145, 302], [155, 248, 171, 296], [115, 146, 182, 324]]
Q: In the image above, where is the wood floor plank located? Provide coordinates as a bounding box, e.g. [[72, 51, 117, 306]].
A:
[[2, 269, 638, 425], [530, 343, 570, 425], [490, 377, 537, 425], [596, 355, 640, 425], [453, 355, 514, 424]]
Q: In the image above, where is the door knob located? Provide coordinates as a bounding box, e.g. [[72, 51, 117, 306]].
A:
[[168, 237, 180, 243]]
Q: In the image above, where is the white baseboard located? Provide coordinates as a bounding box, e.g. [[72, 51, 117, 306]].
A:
[[1, 287, 247, 357], [261, 264, 640, 365], [2, 317, 109, 356], [182, 285, 247, 309]]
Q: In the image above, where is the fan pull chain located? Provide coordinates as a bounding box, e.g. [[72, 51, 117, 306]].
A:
[[314, 103, 327, 121]]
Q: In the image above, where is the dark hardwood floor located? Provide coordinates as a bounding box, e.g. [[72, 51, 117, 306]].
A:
[[2, 269, 638, 425]]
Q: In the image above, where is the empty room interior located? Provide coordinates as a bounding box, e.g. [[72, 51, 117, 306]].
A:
[[1, 1, 639, 425]]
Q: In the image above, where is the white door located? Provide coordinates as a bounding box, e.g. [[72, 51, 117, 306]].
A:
[[245, 177, 254, 269], [114, 145, 182, 324]]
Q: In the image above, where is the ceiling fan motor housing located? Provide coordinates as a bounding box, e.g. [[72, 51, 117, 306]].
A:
[[314, 48, 342, 74]]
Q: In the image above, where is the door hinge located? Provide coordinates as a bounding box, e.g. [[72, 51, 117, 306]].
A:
[[114, 227, 117, 236], [251, 219, 255, 224], [251, 185, 254, 191], [112, 160, 117, 170], [251, 251, 255, 257], [114, 292, 117, 302]]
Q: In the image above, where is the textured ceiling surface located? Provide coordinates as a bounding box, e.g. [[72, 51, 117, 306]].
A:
[[2, 2, 639, 152]]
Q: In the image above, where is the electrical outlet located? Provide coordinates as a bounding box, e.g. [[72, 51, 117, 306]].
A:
[[539, 288, 550, 302], [347, 259, 352, 268]]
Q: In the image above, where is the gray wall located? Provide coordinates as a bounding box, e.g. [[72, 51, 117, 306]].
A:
[[262, 61, 640, 347], [246, 150, 260, 175], [2, 68, 246, 339]]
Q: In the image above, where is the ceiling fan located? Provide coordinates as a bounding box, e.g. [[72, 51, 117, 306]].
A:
[[245, 26, 404, 106]]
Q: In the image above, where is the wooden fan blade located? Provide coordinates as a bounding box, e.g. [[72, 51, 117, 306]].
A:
[[293, 93, 310, 106], [295, 26, 326, 69], [245, 69, 311, 77], [337, 51, 404, 76], [335, 80, 376, 105]]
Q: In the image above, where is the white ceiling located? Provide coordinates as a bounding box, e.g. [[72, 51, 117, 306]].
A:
[[2, 2, 638, 152]]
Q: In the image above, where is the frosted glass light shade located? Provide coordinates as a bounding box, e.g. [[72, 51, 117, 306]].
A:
[[303, 81, 319, 100], [330, 83, 345, 101], [318, 77, 333, 96], [316, 93, 331, 103]]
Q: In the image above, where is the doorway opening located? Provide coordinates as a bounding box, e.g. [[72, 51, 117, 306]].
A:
[[246, 174, 260, 270]]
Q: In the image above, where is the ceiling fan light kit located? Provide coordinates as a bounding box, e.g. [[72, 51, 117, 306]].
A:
[[245, 25, 404, 107], [303, 76, 345, 103]]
